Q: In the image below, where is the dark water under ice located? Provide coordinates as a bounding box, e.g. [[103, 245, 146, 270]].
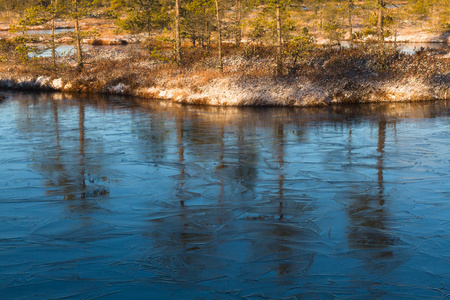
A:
[[0, 92, 449, 299]]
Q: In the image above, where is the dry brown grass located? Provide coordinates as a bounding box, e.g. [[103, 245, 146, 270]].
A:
[[0, 38, 448, 105]]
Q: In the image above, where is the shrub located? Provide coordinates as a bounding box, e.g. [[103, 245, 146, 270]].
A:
[[284, 28, 316, 75]]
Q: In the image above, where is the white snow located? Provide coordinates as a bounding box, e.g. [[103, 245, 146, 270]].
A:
[[51, 78, 63, 89]]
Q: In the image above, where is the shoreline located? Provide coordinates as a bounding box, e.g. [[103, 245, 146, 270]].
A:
[[0, 46, 448, 107], [1, 72, 448, 107]]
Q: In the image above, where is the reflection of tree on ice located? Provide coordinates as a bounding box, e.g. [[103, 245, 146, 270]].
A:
[[346, 118, 402, 273], [23, 97, 110, 204], [275, 123, 285, 220]]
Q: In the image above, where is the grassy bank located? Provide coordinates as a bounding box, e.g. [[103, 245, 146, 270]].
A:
[[0, 44, 449, 106]]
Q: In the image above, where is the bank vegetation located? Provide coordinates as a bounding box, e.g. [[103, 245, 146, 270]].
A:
[[0, 0, 448, 106]]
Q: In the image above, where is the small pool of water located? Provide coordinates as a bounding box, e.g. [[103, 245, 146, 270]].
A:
[[26, 28, 74, 35], [28, 45, 93, 58]]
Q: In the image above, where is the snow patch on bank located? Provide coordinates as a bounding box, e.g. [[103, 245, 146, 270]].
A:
[[52, 78, 63, 89], [382, 78, 433, 101], [183, 78, 329, 106], [107, 83, 129, 94], [139, 78, 330, 106], [0, 74, 79, 92]]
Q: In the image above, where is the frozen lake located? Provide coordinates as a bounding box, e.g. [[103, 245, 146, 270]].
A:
[[0, 92, 449, 298]]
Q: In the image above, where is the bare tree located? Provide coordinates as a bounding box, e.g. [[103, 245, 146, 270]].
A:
[[276, 0, 282, 76], [175, 0, 182, 65], [215, 0, 223, 73], [377, 0, 384, 46], [51, 0, 58, 68], [235, 0, 242, 47], [347, 0, 353, 47], [73, 0, 83, 71]]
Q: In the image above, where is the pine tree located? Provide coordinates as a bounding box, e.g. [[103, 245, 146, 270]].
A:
[[183, 0, 215, 49]]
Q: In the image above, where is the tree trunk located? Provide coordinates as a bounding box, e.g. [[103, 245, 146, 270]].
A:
[[348, 0, 353, 48], [319, 4, 323, 30], [215, 0, 223, 73], [147, 19, 152, 38], [203, 8, 207, 49], [73, 0, 83, 71], [175, 0, 182, 65], [235, 0, 241, 47], [51, 0, 56, 67], [377, 0, 384, 46], [206, 19, 211, 52], [276, 0, 282, 76]]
